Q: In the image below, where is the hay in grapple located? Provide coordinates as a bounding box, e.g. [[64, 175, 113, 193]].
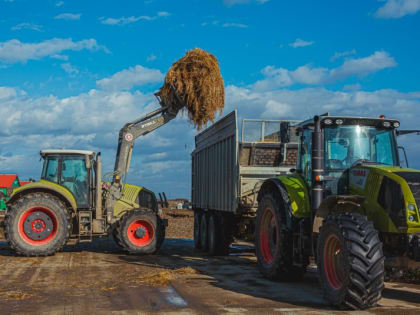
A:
[[158, 48, 225, 130]]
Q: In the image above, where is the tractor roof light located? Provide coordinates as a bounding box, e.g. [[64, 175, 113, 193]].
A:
[[393, 122, 400, 128], [408, 204, 416, 212], [379, 115, 386, 119], [383, 121, 391, 128], [324, 119, 333, 125], [335, 119, 344, 125]]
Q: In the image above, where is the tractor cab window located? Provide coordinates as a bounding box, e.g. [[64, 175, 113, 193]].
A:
[[61, 156, 89, 208], [42, 156, 59, 183], [325, 125, 398, 170]]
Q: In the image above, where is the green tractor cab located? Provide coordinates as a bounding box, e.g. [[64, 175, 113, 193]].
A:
[[255, 114, 420, 309]]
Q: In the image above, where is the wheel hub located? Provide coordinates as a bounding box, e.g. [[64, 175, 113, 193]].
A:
[[24, 211, 53, 241], [135, 228, 146, 238]]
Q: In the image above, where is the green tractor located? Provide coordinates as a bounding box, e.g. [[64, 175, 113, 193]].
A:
[[255, 114, 420, 309], [0, 99, 183, 256]]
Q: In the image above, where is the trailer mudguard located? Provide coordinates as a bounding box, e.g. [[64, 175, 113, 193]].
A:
[[7, 180, 77, 212]]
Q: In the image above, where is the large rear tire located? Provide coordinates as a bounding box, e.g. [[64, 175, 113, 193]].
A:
[[318, 213, 385, 310], [256, 192, 305, 281], [5, 193, 71, 256], [116, 210, 165, 254]]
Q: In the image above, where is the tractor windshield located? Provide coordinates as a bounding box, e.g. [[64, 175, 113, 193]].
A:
[[325, 125, 398, 170]]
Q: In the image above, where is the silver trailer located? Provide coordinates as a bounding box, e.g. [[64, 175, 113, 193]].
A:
[[191, 110, 300, 254]]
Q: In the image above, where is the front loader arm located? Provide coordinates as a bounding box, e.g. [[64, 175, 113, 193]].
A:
[[113, 105, 177, 181], [104, 98, 182, 222]]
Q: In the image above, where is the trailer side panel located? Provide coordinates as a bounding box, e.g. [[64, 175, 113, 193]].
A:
[[192, 111, 238, 213]]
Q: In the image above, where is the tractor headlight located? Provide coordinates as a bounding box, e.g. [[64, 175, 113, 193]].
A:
[[393, 122, 400, 128], [409, 215, 415, 222], [408, 204, 416, 211], [324, 119, 333, 125], [335, 119, 344, 125], [383, 121, 391, 127]]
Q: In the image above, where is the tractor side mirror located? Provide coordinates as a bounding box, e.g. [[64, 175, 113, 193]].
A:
[[280, 122, 290, 143]]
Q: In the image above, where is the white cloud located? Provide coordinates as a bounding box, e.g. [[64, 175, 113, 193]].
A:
[[329, 51, 397, 80], [223, 0, 270, 6], [56, 1, 64, 7], [100, 12, 170, 25], [11, 23, 43, 32], [157, 11, 171, 17], [330, 49, 356, 62], [101, 16, 152, 25], [0, 38, 109, 64], [289, 38, 314, 48], [225, 85, 420, 126], [375, 0, 420, 18], [61, 63, 79, 76], [252, 51, 397, 91], [54, 13, 81, 21], [96, 65, 164, 90], [223, 22, 248, 28]]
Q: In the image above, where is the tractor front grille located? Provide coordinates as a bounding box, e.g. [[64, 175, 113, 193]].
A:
[[395, 172, 420, 211]]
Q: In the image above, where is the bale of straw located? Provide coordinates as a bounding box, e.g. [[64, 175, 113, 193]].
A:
[[158, 48, 225, 130]]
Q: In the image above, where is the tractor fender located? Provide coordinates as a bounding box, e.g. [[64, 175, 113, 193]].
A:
[[257, 178, 294, 230], [312, 195, 365, 233], [7, 181, 77, 213]]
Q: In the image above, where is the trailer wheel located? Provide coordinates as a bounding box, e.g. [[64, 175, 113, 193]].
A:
[[256, 192, 305, 280], [193, 210, 202, 250], [200, 212, 209, 251], [5, 193, 71, 256], [116, 210, 165, 254], [318, 213, 384, 310]]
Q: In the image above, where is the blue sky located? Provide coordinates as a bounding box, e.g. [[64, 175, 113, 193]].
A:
[[1, 0, 420, 198]]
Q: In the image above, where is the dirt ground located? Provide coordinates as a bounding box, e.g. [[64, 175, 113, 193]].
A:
[[0, 210, 420, 314], [162, 208, 194, 239]]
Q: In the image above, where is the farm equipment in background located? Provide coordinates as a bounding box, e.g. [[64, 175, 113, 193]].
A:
[[0, 95, 184, 256], [255, 114, 420, 309]]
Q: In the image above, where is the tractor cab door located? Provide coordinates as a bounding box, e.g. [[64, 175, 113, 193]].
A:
[[297, 128, 313, 186], [41, 154, 90, 208], [60, 156, 90, 208]]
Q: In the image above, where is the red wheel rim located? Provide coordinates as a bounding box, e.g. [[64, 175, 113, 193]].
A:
[[259, 207, 278, 264], [323, 234, 345, 290], [18, 207, 58, 246], [127, 220, 154, 247]]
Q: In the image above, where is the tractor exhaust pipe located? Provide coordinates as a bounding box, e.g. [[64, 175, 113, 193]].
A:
[[311, 115, 323, 216]]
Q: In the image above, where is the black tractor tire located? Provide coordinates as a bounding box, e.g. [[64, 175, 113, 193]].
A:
[[317, 213, 385, 310], [255, 192, 305, 281], [208, 213, 231, 256], [5, 193, 71, 256], [116, 210, 165, 254], [200, 212, 209, 251], [193, 210, 202, 250]]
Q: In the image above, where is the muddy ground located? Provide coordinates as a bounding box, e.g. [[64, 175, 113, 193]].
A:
[[0, 209, 419, 314]]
